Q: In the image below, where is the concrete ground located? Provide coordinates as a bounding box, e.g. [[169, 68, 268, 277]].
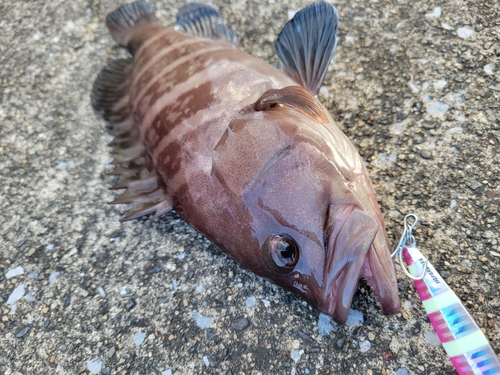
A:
[[1, 0, 499, 374]]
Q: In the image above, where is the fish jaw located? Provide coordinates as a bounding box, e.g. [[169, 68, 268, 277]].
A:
[[322, 206, 399, 323], [361, 231, 400, 316]]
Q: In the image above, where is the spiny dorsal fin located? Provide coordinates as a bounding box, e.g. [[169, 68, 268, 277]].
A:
[[254, 86, 328, 123], [106, 0, 158, 47], [275, 1, 339, 95], [176, 2, 238, 44]]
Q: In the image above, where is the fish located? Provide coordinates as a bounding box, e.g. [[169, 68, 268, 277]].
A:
[[91, 0, 400, 323]]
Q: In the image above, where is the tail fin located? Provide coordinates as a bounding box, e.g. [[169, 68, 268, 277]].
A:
[[106, 0, 158, 47]]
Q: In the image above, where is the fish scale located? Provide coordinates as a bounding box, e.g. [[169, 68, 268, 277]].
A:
[[91, 0, 401, 323]]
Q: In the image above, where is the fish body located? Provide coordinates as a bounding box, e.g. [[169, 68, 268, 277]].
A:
[[92, 0, 400, 323]]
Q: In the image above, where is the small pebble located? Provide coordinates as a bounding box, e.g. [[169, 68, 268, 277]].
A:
[[245, 296, 256, 308], [49, 272, 60, 283], [466, 181, 482, 190], [427, 101, 449, 115], [360, 340, 371, 353], [231, 317, 250, 331], [7, 284, 25, 305], [161, 370, 172, 375], [420, 150, 432, 159], [133, 332, 146, 346], [261, 299, 270, 307], [290, 349, 303, 362], [396, 111, 408, 120], [457, 27, 474, 39], [318, 313, 334, 336], [346, 309, 364, 326], [206, 328, 216, 341], [193, 311, 212, 329], [424, 331, 441, 346], [396, 369, 409, 375], [97, 286, 106, 297], [203, 355, 210, 367], [15, 325, 32, 338], [425, 6, 441, 18], [124, 299, 136, 311], [6, 266, 24, 279], [86, 359, 103, 374]]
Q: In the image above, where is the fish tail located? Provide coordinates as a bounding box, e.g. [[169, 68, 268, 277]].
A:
[[91, 58, 172, 222], [106, 0, 158, 48]]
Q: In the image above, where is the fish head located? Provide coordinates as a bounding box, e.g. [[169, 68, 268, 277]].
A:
[[212, 87, 399, 323]]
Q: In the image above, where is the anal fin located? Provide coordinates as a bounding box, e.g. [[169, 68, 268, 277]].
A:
[[91, 55, 172, 222]]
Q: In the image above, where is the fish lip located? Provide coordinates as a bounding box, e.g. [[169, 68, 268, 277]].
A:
[[322, 207, 379, 324], [323, 257, 365, 324]]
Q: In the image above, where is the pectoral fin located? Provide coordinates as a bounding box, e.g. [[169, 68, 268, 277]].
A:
[[275, 1, 339, 95]]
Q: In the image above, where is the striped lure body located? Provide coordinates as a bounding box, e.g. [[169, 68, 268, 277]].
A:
[[91, 1, 400, 323], [403, 246, 500, 374]]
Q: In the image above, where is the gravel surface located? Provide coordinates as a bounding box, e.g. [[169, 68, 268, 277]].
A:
[[1, 0, 499, 374]]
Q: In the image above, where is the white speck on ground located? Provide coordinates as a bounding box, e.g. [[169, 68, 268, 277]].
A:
[[287, 10, 297, 20], [193, 311, 213, 329], [86, 359, 103, 374], [6, 266, 24, 279], [424, 331, 441, 346], [346, 309, 364, 326], [427, 101, 449, 115], [49, 271, 60, 283], [396, 369, 409, 375], [203, 356, 209, 367], [446, 127, 462, 135], [134, 332, 146, 346], [45, 243, 54, 250], [178, 252, 186, 259], [408, 81, 419, 93], [425, 6, 441, 18], [290, 349, 303, 361], [360, 340, 371, 352], [7, 284, 25, 305], [318, 313, 335, 336], [484, 65, 493, 75], [433, 80, 447, 89], [97, 286, 106, 297], [457, 27, 474, 39], [245, 296, 256, 308], [442, 23, 454, 30], [261, 299, 270, 307], [172, 280, 178, 291], [161, 370, 172, 375]]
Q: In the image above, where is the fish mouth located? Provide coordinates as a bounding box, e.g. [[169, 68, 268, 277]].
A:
[[322, 206, 399, 323]]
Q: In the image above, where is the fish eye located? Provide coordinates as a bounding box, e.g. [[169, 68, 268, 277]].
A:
[[267, 234, 300, 271]]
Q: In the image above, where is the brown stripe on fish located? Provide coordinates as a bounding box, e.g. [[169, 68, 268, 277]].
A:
[[131, 36, 205, 92], [133, 27, 178, 62], [132, 45, 230, 114], [139, 54, 271, 148]]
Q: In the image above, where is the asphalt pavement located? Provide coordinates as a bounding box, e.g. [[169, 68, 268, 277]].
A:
[[0, 0, 499, 374]]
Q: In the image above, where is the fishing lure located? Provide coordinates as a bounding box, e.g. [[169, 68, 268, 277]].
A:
[[393, 214, 500, 375]]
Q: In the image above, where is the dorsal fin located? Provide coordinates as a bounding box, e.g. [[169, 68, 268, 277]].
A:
[[275, 1, 339, 95], [253, 86, 328, 123], [106, 0, 158, 47], [175, 2, 238, 44]]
